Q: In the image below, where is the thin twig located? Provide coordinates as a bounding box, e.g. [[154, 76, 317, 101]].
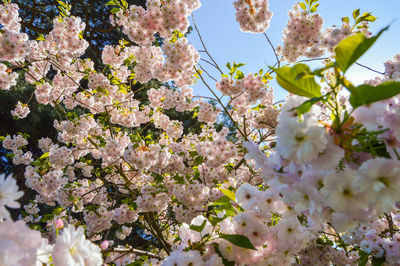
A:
[[200, 58, 219, 70], [355, 62, 385, 75], [194, 66, 247, 140], [298, 57, 329, 63], [192, 14, 224, 75], [263, 33, 280, 67], [102, 247, 163, 260], [198, 63, 218, 82]]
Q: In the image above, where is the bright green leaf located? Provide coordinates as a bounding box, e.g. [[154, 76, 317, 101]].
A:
[[209, 196, 231, 206], [353, 8, 360, 20], [39, 152, 49, 159], [335, 26, 388, 73], [190, 220, 207, 233], [208, 216, 226, 226], [292, 96, 324, 115], [105, 0, 119, 5], [110, 7, 120, 14], [299, 2, 306, 10], [310, 3, 319, 13], [349, 81, 400, 109], [235, 70, 244, 80], [273, 64, 322, 98], [356, 12, 377, 24], [219, 189, 236, 202], [219, 234, 257, 250]]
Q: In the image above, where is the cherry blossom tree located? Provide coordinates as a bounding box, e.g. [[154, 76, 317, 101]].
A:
[[1, 0, 400, 265]]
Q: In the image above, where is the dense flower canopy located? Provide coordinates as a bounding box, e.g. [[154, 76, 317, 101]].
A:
[[1, 0, 400, 265]]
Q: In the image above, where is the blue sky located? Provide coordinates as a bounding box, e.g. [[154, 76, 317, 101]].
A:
[[187, 0, 400, 101]]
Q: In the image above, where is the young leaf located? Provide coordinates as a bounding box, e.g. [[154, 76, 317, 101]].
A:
[[105, 0, 119, 5], [353, 8, 360, 20], [235, 70, 244, 80], [219, 234, 257, 250], [111, 7, 120, 14], [190, 220, 207, 233], [335, 26, 388, 73], [219, 189, 236, 202], [209, 196, 231, 206], [299, 2, 306, 11], [292, 96, 324, 115], [39, 152, 49, 159], [310, 3, 319, 13], [356, 12, 377, 24], [208, 216, 226, 226], [273, 64, 322, 98], [349, 81, 400, 109]]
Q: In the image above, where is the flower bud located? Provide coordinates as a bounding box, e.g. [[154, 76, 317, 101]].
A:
[[55, 219, 64, 229], [101, 240, 109, 250]]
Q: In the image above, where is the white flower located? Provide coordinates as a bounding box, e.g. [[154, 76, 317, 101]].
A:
[[163, 250, 205, 266], [0, 220, 44, 266], [352, 100, 388, 131], [236, 183, 261, 210], [276, 117, 328, 163], [321, 169, 369, 214], [243, 141, 275, 180], [352, 158, 400, 213], [0, 173, 24, 220], [52, 224, 102, 266], [308, 136, 344, 170]]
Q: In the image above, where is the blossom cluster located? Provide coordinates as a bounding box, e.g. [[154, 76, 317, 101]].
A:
[[114, 0, 201, 45], [233, 0, 273, 33]]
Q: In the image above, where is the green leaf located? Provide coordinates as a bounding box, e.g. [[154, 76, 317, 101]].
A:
[[209, 196, 231, 206], [226, 62, 232, 71], [356, 12, 377, 24], [220, 189, 236, 202], [57, 0, 67, 8], [310, 3, 319, 13], [371, 256, 386, 266], [342, 17, 350, 23], [110, 7, 120, 14], [120, 0, 128, 9], [193, 156, 204, 166], [208, 216, 226, 226], [299, 2, 306, 10], [335, 26, 388, 73], [39, 152, 49, 159], [36, 34, 46, 41], [235, 70, 244, 80], [273, 64, 322, 98], [219, 234, 257, 250], [357, 250, 369, 266], [292, 96, 324, 115], [105, 0, 119, 5], [190, 219, 207, 233], [353, 8, 360, 20], [349, 81, 400, 109]]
